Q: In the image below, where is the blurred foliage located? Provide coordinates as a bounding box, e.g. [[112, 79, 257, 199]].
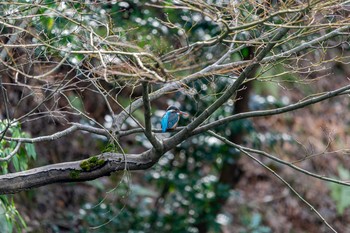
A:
[[328, 166, 350, 215], [240, 212, 271, 233], [18, 0, 224, 69], [0, 196, 26, 233], [77, 184, 271, 233], [74, 77, 290, 232], [1, 1, 299, 232], [0, 120, 37, 173], [0, 120, 37, 233]]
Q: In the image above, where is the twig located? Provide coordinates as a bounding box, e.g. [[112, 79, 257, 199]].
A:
[[4, 123, 109, 143], [112, 19, 349, 133], [0, 142, 21, 162], [135, 55, 165, 82], [164, 19, 295, 151], [0, 53, 70, 80], [193, 84, 350, 135], [241, 149, 337, 233], [208, 131, 350, 187], [209, 130, 337, 233]]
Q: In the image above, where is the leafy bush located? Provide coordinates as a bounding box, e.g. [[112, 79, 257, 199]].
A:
[[0, 120, 37, 232]]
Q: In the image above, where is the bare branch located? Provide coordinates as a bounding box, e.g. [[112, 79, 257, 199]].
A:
[[193, 84, 350, 135], [0, 53, 70, 80], [113, 84, 350, 138], [135, 55, 165, 82], [0, 142, 21, 162], [0, 151, 156, 195], [0, 6, 39, 61], [209, 130, 337, 233], [4, 123, 109, 143], [208, 131, 350, 187], [164, 22, 294, 152], [141, 81, 163, 151]]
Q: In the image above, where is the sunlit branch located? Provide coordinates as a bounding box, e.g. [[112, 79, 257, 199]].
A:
[[0, 43, 44, 48]]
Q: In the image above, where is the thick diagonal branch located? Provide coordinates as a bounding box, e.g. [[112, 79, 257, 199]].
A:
[[113, 24, 347, 133], [164, 24, 293, 151]]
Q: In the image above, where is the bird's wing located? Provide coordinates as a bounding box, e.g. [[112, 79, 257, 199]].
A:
[[167, 112, 179, 129], [161, 112, 170, 132]]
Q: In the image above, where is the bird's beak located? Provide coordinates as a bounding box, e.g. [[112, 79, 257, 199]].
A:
[[179, 111, 189, 117]]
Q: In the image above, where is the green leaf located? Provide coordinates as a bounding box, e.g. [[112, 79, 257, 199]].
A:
[[250, 213, 262, 228], [25, 143, 37, 160], [14, 209, 27, 231], [0, 195, 9, 205], [328, 165, 350, 215], [130, 184, 157, 197], [0, 162, 8, 174], [241, 47, 250, 59], [12, 155, 20, 172], [18, 151, 28, 171], [86, 180, 105, 191], [0, 196, 26, 232], [67, 94, 84, 112], [11, 129, 19, 138]]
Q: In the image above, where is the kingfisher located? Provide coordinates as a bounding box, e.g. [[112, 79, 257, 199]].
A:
[[161, 106, 189, 132]]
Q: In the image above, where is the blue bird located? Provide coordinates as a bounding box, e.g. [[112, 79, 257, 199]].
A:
[[161, 106, 189, 132]]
